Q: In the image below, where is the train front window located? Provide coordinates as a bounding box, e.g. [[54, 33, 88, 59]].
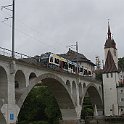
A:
[[50, 57, 53, 62]]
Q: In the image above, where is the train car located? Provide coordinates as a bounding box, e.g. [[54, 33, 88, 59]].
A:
[[37, 52, 92, 76], [39, 52, 51, 66], [79, 66, 84, 76], [67, 60, 77, 73], [49, 53, 68, 71]]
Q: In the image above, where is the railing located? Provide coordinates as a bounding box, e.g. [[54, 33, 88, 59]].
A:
[[0, 46, 98, 81], [0, 46, 31, 59]]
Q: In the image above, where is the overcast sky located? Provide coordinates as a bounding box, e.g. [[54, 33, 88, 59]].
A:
[[0, 0, 124, 63]]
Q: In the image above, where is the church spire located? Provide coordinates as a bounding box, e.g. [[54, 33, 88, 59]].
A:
[[104, 20, 116, 49], [107, 20, 111, 39]]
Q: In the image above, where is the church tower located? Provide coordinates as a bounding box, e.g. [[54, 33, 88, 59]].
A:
[[102, 22, 119, 116]]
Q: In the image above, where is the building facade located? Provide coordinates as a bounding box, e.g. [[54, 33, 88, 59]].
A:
[[102, 22, 124, 116], [60, 48, 96, 77]]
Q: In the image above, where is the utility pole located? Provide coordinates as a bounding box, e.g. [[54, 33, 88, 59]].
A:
[[12, 0, 15, 58], [76, 42, 79, 74], [1, 0, 15, 58], [67, 42, 79, 74]]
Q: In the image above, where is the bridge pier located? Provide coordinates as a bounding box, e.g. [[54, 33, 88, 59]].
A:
[[60, 107, 81, 124], [1, 104, 19, 124], [59, 119, 80, 124]]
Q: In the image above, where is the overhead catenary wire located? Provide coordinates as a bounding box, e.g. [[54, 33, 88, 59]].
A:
[[0, 1, 69, 55], [0, 3, 63, 52], [0, 21, 59, 53]]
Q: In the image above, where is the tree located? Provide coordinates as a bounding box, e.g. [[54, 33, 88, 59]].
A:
[[18, 86, 62, 124], [95, 70, 103, 81], [118, 57, 124, 71], [81, 97, 93, 119]]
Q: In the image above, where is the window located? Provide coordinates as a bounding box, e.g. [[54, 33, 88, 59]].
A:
[[73, 66, 76, 72], [80, 68, 83, 72], [69, 64, 72, 69], [50, 57, 53, 62], [63, 62, 68, 69], [121, 98, 124, 102], [121, 90, 123, 93], [55, 58, 59, 64], [111, 73, 113, 78], [106, 73, 109, 78]]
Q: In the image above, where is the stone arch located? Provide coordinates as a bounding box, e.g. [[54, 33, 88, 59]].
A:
[[72, 81, 77, 105], [66, 80, 71, 93], [17, 73, 77, 120], [0, 66, 8, 105], [79, 83, 83, 105], [15, 70, 26, 103], [82, 83, 103, 116], [29, 72, 37, 82]]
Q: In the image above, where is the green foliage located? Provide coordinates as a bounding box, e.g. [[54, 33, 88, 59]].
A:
[[18, 86, 62, 124], [18, 120, 48, 124], [118, 57, 124, 71], [95, 72, 102, 81], [95, 69, 103, 81], [81, 97, 93, 119]]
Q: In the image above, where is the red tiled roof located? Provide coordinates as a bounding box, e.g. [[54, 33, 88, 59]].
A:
[[103, 50, 118, 73]]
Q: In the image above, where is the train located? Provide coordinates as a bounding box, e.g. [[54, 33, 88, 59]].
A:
[[34, 52, 92, 76]]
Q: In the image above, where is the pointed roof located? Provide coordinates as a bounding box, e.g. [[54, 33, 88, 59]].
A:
[[103, 50, 118, 73], [104, 21, 116, 49], [107, 21, 111, 39]]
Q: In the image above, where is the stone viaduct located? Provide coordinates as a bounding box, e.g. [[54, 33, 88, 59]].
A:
[[0, 54, 103, 124]]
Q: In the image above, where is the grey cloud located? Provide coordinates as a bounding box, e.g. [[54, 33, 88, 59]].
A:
[[0, 0, 124, 62]]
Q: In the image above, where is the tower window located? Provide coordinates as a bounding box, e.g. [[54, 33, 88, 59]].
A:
[[121, 90, 123, 93], [121, 98, 124, 102], [111, 73, 113, 78], [106, 73, 109, 78]]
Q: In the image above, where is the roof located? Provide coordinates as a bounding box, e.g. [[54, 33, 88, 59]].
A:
[[103, 50, 118, 73], [59, 49, 96, 66], [104, 39, 116, 49]]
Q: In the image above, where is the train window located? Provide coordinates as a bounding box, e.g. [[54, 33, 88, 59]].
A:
[[73, 66, 76, 72], [64, 62, 68, 69], [84, 69, 87, 75], [80, 68, 83, 72], [50, 57, 53, 62], [60, 61, 63, 68], [55, 58, 59, 64], [69, 64, 72, 69], [88, 71, 91, 75]]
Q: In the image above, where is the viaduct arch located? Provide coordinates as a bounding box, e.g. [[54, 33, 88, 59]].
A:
[[82, 83, 103, 115], [17, 73, 77, 120]]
